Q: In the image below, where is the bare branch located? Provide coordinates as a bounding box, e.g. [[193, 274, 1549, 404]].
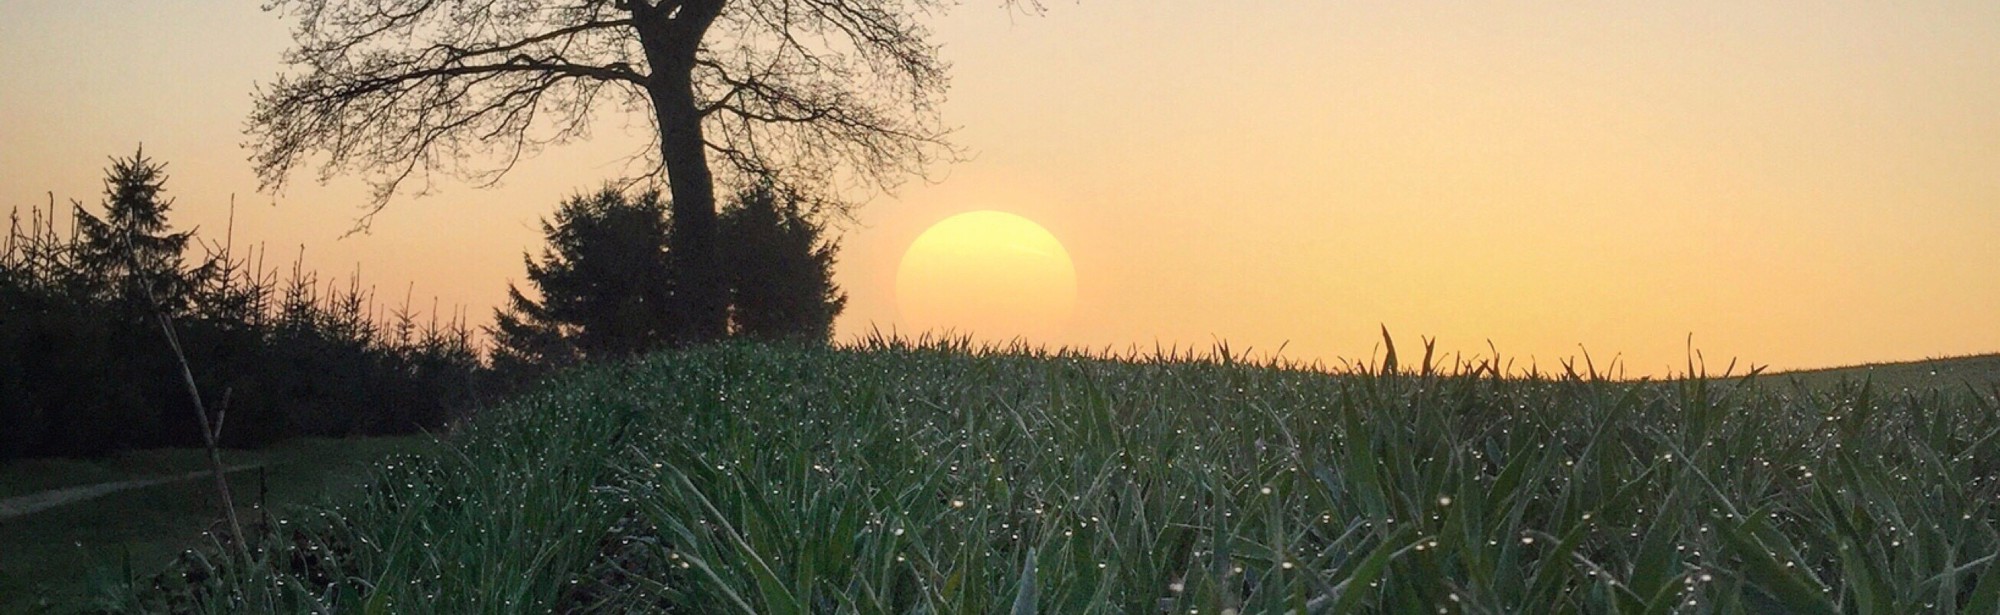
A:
[[250, 0, 1048, 238]]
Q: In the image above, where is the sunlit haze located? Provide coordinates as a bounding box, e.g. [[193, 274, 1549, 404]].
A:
[[4, 2, 1996, 375]]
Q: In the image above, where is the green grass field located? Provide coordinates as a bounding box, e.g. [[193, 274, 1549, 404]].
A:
[[0, 436, 436, 613], [1770, 354, 2000, 395], [55, 340, 2000, 612]]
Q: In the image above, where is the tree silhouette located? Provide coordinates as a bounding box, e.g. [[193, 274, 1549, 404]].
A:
[[74, 148, 203, 319], [248, 0, 1035, 343], [2, 149, 491, 460], [719, 183, 844, 342], [491, 188, 676, 372]]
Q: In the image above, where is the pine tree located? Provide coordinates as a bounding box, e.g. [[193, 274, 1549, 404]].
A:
[[490, 188, 678, 369], [719, 183, 846, 342], [74, 147, 202, 318]]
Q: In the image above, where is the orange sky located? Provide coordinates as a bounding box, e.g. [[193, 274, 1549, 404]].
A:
[[4, 2, 1997, 376]]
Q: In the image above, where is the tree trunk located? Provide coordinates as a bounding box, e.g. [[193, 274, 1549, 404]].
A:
[[651, 73, 728, 343], [636, 1, 730, 344]]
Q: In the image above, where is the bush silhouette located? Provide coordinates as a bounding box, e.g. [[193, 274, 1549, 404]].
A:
[[491, 188, 678, 379], [491, 183, 847, 384], [719, 182, 845, 343]]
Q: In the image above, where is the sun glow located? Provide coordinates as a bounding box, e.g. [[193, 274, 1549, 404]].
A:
[[894, 211, 1077, 342]]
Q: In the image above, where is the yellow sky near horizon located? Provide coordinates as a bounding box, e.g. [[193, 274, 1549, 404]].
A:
[[3, 1, 1996, 376]]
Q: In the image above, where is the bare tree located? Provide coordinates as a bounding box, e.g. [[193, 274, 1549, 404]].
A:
[[250, 0, 1037, 342]]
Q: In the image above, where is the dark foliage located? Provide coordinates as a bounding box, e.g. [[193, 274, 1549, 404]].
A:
[[491, 188, 677, 379], [492, 184, 845, 384], [72, 148, 205, 320], [719, 183, 845, 342], [0, 152, 488, 460]]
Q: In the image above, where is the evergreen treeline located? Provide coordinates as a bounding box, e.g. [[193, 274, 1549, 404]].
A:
[[0, 150, 484, 460], [2, 151, 846, 461]]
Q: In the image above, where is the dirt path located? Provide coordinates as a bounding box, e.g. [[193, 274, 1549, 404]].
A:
[[0, 464, 263, 521]]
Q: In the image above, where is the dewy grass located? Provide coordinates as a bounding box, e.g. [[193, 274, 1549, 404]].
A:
[[120, 338, 2000, 613]]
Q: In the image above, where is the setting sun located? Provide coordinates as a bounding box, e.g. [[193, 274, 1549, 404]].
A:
[[894, 211, 1077, 342], [7, 3, 2000, 610]]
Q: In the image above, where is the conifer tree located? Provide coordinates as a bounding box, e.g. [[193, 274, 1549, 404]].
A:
[[491, 188, 677, 369], [74, 148, 202, 318], [719, 183, 845, 342]]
